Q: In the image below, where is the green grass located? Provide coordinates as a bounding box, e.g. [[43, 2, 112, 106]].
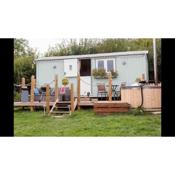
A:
[[14, 109, 161, 136]]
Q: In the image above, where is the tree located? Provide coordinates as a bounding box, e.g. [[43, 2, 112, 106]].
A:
[[14, 38, 37, 84], [14, 57, 36, 84], [14, 38, 36, 58]]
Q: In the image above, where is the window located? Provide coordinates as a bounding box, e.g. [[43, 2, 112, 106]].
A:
[[98, 60, 104, 69], [96, 59, 115, 72], [107, 60, 114, 72]]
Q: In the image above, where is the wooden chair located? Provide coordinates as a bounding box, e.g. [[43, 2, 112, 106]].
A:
[[97, 84, 108, 100]]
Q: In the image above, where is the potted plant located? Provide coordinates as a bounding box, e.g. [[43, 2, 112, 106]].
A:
[[110, 70, 118, 78], [92, 68, 106, 79], [62, 77, 69, 86], [92, 68, 118, 79]]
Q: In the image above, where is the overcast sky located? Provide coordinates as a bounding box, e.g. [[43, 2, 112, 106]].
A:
[[27, 38, 80, 56], [27, 38, 64, 56]]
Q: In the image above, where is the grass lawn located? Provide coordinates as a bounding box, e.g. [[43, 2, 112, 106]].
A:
[[14, 109, 161, 136]]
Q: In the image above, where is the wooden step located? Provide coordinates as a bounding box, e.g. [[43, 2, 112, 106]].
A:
[[94, 102, 130, 108], [55, 101, 69, 104], [94, 101, 130, 114], [56, 103, 70, 106], [52, 115, 68, 118], [50, 111, 70, 114], [79, 101, 94, 106], [55, 105, 70, 108], [54, 109, 69, 112], [49, 98, 76, 115], [57, 101, 71, 104], [55, 106, 70, 109], [94, 108, 129, 113], [80, 97, 90, 101]]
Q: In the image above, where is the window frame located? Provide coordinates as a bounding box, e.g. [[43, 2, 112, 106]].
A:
[[96, 58, 115, 72]]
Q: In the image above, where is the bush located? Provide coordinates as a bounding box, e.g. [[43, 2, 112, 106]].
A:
[[14, 91, 21, 101], [14, 57, 36, 84]]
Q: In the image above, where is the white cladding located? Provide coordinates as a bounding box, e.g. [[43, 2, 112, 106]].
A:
[[36, 51, 149, 96], [64, 59, 78, 77]]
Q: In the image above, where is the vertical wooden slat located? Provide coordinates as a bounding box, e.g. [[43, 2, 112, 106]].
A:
[[71, 83, 74, 113], [108, 72, 112, 101], [46, 84, 50, 114], [54, 74, 59, 101], [77, 74, 80, 110], [21, 77, 25, 88], [30, 75, 35, 111]]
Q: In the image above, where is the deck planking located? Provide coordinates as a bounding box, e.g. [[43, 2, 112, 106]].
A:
[[94, 101, 130, 114]]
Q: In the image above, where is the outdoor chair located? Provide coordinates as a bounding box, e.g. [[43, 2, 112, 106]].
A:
[[34, 87, 41, 102], [112, 85, 121, 100], [97, 84, 108, 100]]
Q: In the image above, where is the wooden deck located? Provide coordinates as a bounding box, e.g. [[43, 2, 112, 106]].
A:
[[14, 101, 55, 107], [14, 100, 77, 109], [14, 101, 75, 107], [94, 101, 130, 114], [14, 99, 130, 115], [79, 101, 94, 106]]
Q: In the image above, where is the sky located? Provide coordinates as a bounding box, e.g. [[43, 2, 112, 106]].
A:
[[27, 38, 80, 56], [27, 38, 63, 56]]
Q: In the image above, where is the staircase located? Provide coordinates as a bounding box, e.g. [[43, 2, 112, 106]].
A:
[[49, 99, 71, 116], [49, 98, 77, 116]]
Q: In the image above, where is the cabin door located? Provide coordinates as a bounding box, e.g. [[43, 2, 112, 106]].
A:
[[79, 59, 91, 96]]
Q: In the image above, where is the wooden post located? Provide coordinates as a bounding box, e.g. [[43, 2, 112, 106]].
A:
[[30, 75, 35, 111], [54, 74, 59, 101], [46, 84, 50, 114], [21, 77, 25, 88], [77, 74, 80, 110], [71, 83, 74, 113], [153, 38, 158, 85], [108, 72, 112, 101]]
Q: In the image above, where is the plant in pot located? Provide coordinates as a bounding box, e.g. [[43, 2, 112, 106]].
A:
[[110, 70, 118, 78], [92, 68, 98, 77], [92, 68, 106, 78], [92, 68, 118, 79], [98, 68, 106, 78]]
